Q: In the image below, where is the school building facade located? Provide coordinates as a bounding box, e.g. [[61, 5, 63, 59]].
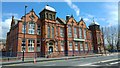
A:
[[6, 5, 105, 57]]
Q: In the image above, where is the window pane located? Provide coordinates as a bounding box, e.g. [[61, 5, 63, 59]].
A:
[[74, 27, 77, 38], [47, 26, 50, 38], [84, 29, 86, 39], [85, 43, 88, 51], [37, 25, 41, 35], [60, 27, 64, 37], [22, 24, 26, 33], [75, 42, 78, 51], [69, 42, 72, 51], [68, 25, 72, 37], [80, 42, 83, 51], [79, 28, 82, 39], [28, 39, 34, 52], [28, 22, 35, 34], [52, 27, 54, 38], [61, 41, 64, 51]]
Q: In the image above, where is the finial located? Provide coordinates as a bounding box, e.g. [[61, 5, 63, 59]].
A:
[[31, 8, 34, 12], [81, 17, 83, 21], [25, 5, 28, 8], [12, 16, 14, 19], [71, 14, 73, 18]]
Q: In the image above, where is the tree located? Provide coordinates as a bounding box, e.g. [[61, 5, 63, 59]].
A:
[[102, 26, 118, 51]]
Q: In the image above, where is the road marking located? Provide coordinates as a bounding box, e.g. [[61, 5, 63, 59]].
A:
[[45, 64, 56, 66], [100, 59, 119, 63], [77, 58, 119, 66], [109, 61, 120, 65]]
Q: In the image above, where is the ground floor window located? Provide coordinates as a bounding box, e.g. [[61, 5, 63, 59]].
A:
[[75, 42, 78, 51], [28, 39, 34, 52], [55, 42, 58, 51], [69, 42, 72, 51], [80, 42, 83, 51], [37, 39, 41, 52], [61, 41, 64, 51], [85, 42, 88, 51]]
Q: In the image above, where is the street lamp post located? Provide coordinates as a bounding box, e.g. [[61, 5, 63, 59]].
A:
[[22, 5, 27, 62]]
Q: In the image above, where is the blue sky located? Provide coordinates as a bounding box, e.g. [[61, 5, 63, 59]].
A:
[[1, 1, 118, 39]]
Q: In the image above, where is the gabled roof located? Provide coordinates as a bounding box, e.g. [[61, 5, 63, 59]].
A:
[[56, 17, 66, 24]]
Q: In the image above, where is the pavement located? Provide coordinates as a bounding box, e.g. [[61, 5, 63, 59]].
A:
[[2, 52, 119, 65]]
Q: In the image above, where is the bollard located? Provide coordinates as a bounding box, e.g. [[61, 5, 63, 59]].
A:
[[8, 58, 9, 62], [34, 58, 36, 64]]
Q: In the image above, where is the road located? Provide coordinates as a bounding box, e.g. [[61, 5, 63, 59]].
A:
[[2, 54, 120, 67]]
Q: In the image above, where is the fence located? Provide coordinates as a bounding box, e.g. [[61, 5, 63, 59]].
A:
[[2, 50, 94, 58]]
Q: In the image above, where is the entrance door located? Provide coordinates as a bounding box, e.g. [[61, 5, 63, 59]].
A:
[[49, 46, 53, 54]]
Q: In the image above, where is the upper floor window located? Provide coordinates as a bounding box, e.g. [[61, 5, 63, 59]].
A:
[[84, 29, 87, 39], [46, 13, 48, 19], [28, 22, 35, 34], [74, 27, 77, 38], [60, 27, 64, 37], [37, 25, 41, 35], [79, 28, 82, 39], [49, 14, 52, 20], [52, 26, 54, 38], [68, 25, 72, 37], [47, 26, 50, 38], [22, 23, 26, 33], [90, 32, 92, 40], [56, 27, 58, 37]]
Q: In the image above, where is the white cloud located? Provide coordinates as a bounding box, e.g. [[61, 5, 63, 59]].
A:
[[65, 0, 80, 16], [1, 13, 20, 39], [1, 18, 12, 39]]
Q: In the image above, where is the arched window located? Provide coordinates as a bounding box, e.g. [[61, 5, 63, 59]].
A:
[[28, 21, 35, 34]]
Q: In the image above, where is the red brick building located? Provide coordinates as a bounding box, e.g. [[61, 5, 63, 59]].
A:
[[6, 5, 104, 57]]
